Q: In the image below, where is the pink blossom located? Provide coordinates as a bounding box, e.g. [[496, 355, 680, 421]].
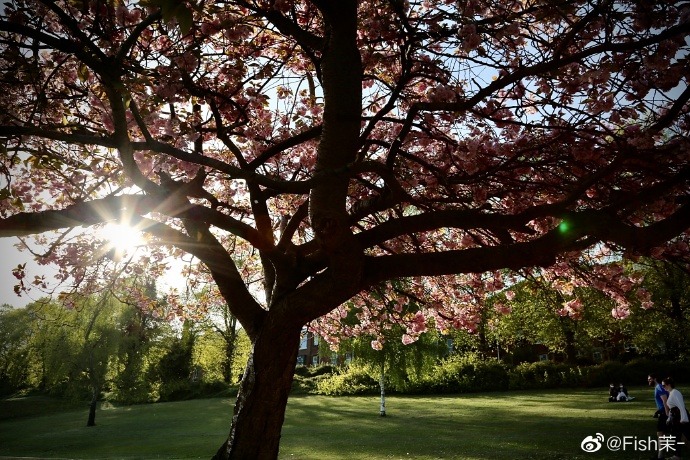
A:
[[410, 311, 427, 333], [611, 305, 631, 320], [459, 24, 481, 52], [494, 302, 512, 315]]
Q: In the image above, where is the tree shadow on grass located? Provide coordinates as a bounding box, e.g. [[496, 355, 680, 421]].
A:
[[280, 393, 665, 460], [0, 395, 83, 421]]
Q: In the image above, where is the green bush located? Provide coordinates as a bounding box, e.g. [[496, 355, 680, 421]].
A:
[[291, 365, 336, 394], [309, 364, 336, 377], [144, 355, 690, 399], [291, 374, 331, 394], [294, 364, 335, 378], [585, 361, 627, 387], [157, 380, 234, 402], [293, 365, 310, 377], [110, 379, 154, 405], [315, 355, 690, 397], [508, 361, 587, 390], [410, 354, 508, 394], [584, 358, 690, 388], [314, 366, 378, 396]]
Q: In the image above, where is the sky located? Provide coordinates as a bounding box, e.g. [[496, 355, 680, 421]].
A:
[[0, 233, 192, 309], [0, 236, 50, 307]]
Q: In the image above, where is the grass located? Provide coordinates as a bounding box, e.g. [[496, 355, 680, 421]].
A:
[[0, 386, 672, 459]]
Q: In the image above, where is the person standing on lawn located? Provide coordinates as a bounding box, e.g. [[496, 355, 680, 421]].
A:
[[662, 377, 690, 460], [649, 373, 671, 460], [650, 374, 670, 418]]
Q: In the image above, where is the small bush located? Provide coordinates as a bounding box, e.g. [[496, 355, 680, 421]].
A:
[[309, 365, 336, 377], [224, 358, 690, 398], [293, 365, 310, 377], [290, 374, 318, 394], [314, 366, 378, 396], [157, 380, 233, 402], [584, 358, 690, 388], [508, 361, 587, 390], [413, 354, 509, 394], [291, 365, 336, 394], [585, 361, 627, 387], [110, 381, 154, 405]]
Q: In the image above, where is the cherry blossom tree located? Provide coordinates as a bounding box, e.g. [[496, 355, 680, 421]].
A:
[[1, 0, 690, 457]]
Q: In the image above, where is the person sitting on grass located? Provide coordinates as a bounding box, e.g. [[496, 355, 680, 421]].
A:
[[609, 383, 634, 402], [617, 383, 634, 402], [609, 383, 618, 402]]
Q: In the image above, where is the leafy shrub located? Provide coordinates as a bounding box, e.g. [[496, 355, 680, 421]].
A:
[[157, 380, 234, 402], [292, 365, 336, 394], [309, 364, 336, 377], [314, 365, 378, 396], [585, 361, 627, 387], [661, 361, 690, 382], [293, 365, 310, 377], [110, 379, 154, 404], [508, 361, 586, 389], [411, 354, 508, 394], [157, 380, 197, 401], [294, 364, 335, 378], [585, 358, 690, 388], [292, 374, 333, 394]]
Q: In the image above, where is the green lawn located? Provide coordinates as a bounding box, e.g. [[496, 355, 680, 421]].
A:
[[0, 387, 673, 459]]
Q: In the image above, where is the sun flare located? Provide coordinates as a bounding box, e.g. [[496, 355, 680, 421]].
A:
[[99, 223, 145, 255]]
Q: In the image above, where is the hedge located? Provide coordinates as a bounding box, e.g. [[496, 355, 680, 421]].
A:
[[308, 357, 690, 396]]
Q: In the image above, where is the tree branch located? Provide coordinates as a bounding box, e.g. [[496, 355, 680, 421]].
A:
[[364, 204, 690, 284]]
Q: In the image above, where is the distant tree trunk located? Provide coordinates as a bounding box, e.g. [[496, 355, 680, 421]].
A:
[[563, 327, 577, 364], [213, 321, 301, 459], [87, 387, 98, 427], [222, 319, 239, 384], [379, 360, 386, 417], [86, 345, 100, 427], [223, 339, 235, 384]]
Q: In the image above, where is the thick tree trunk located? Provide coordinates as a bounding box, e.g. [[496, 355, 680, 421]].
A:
[[213, 322, 301, 459], [215, 4, 361, 458]]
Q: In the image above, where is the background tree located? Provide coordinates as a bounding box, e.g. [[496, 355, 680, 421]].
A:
[[0, 304, 32, 394], [488, 279, 627, 363], [112, 298, 160, 404], [153, 319, 196, 399], [625, 258, 690, 359], [0, 296, 124, 424], [192, 318, 251, 385], [24, 301, 78, 393], [2, 1, 690, 458], [110, 278, 164, 403], [191, 285, 243, 384], [77, 294, 122, 427], [0, 301, 75, 395], [329, 326, 447, 415]]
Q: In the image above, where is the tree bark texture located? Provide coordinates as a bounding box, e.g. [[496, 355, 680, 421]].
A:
[[213, 321, 302, 459]]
